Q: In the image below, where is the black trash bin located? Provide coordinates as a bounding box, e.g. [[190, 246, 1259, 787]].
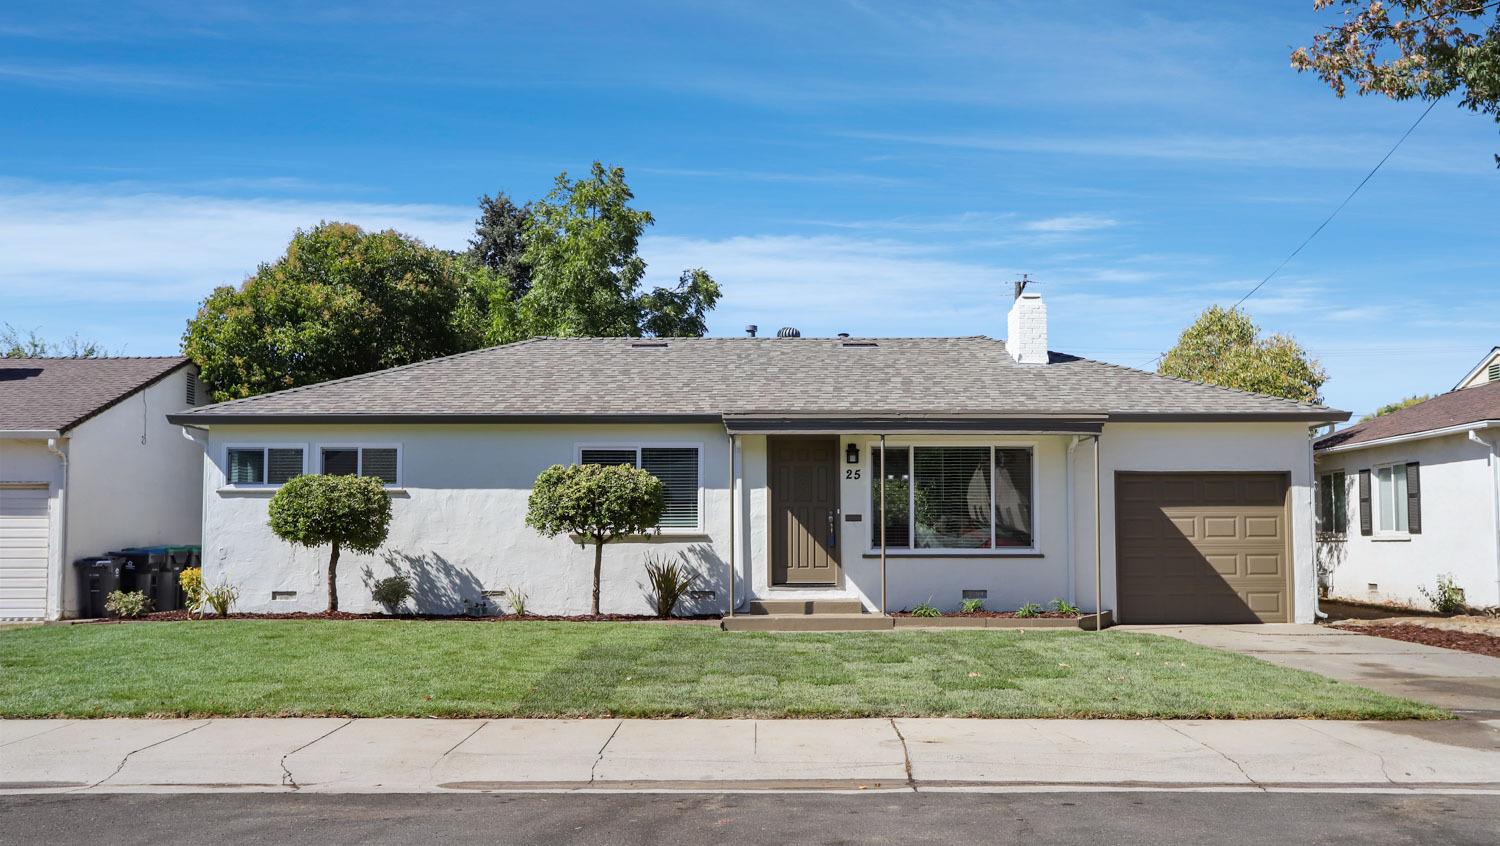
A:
[[166, 546, 197, 609], [111, 549, 159, 612], [72, 556, 122, 619]]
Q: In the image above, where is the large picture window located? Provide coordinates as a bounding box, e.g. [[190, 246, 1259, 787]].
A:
[[870, 445, 1035, 551], [579, 445, 701, 530]]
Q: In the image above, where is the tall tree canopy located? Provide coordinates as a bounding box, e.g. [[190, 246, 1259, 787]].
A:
[[485, 162, 721, 343], [1360, 393, 1434, 420], [183, 222, 498, 402], [1293, 0, 1500, 165], [2, 324, 110, 358], [468, 191, 533, 299], [1158, 306, 1328, 404]]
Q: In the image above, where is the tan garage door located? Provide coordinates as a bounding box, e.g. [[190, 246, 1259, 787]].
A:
[[1116, 472, 1290, 624], [0, 484, 51, 620]]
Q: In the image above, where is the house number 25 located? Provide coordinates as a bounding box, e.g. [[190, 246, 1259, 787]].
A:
[[845, 469, 861, 480]]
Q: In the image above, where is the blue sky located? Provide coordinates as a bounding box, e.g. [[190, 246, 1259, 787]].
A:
[[2, 1, 1496, 418]]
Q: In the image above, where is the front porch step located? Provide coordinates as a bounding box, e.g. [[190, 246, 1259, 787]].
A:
[[723, 614, 894, 632], [747, 599, 865, 616]]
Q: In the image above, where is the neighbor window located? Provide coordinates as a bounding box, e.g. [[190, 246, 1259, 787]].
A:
[[579, 445, 701, 530], [1317, 470, 1347, 538], [320, 446, 400, 487], [870, 445, 1034, 551], [1375, 462, 1409, 534], [226, 446, 305, 487]]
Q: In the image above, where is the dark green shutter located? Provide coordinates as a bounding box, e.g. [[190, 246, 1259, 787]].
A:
[[1405, 462, 1422, 534], [1357, 469, 1372, 536]]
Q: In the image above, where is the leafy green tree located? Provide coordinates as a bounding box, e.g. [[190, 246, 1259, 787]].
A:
[[2, 324, 110, 358], [469, 191, 533, 298], [525, 463, 665, 616], [183, 222, 499, 401], [268, 474, 393, 613], [487, 162, 722, 343], [1158, 306, 1328, 403], [1293, 0, 1500, 165], [1360, 393, 1434, 421]]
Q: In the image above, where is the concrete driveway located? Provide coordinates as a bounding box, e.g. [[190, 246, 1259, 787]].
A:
[[1129, 624, 1500, 718]]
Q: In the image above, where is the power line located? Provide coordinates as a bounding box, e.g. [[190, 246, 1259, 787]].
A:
[[1230, 98, 1440, 309]]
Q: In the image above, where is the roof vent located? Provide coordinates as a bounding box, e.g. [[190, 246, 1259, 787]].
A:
[[776, 327, 801, 338], [837, 332, 850, 338], [629, 341, 669, 348], [841, 341, 878, 348], [745, 324, 758, 338]]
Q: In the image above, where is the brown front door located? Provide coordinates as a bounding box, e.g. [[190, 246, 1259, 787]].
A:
[[770, 436, 841, 585], [1115, 472, 1292, 623]]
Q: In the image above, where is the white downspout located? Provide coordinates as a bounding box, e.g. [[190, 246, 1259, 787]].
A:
[[1065, 435, 1084, 607], [1468, 428, 1500, 606], [1092, 433, 1103, 630], [45, 437, 69, 621], [727, 432, 736, 617]]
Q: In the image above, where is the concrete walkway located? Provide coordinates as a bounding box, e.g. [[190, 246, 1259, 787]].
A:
[[3, 717, 1497, 794], [1130, 624, 1500, 717]]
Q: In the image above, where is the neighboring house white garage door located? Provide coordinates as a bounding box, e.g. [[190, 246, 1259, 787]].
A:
[[0, 484, 51, 620]]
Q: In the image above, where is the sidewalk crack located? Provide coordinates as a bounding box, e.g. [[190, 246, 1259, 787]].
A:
[[280, 719, 353, 790], [888, 718, 918, 793], [1162, 722, 1263, 791], [588, 721, 623, 785], [84, 721, 208, 791], [1301, 722, 1399, 785]]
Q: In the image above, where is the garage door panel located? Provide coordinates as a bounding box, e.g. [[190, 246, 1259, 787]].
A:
[[1116, 473, 1289, 624], [1, 484, 50, 620]]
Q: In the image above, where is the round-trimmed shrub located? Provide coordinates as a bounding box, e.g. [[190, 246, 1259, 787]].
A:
[[268, 474, 392, 612]]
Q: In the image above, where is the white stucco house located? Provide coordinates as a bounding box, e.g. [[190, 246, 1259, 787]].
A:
[[0, 357, 204, 620], [1314, 359, 1500, 610], [169, 289, 1347, 625]]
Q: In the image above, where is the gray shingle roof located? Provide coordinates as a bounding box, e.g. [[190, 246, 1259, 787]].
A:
[[1315, 379, 1500, 451], [0, 357, 191, 433], [170, 337, 1345, 424]]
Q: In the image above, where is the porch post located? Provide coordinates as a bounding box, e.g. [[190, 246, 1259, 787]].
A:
[[727, 433, 736, 618], [879, 433, 887, 616], [1093, 433, 1103, 630]]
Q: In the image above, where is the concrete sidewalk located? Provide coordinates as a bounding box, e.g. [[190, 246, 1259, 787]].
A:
[[3, 717, 1497, 794], [1131, 624, 1500, 717]]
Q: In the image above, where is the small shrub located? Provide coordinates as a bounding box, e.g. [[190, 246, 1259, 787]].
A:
[[1419, 574, 1467, 614], [1050, 598, 1080, 616], [104, 590, 152, 618], [178, 567, 205, 618], [202, 583, 239, 617], [643, 553, 700, 619], [371, 575, 412, 615], [959, 597, 985, 614], [505, 587, 529, 617], [1014, 602, 1043, 618], [910, 598, 943, 617]]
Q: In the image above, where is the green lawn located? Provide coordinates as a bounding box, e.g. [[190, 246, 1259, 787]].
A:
[[0, 620, 1444, 719]]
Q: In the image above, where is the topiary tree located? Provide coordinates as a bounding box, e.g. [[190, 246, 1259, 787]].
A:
[[525, 463, 665, 616], [268, 474, 393, 612]]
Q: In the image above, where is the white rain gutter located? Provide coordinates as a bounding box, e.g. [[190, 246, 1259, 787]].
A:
[[1307, 427, 1327, 620], [1092, 433, 1103, 630], [45, 436, 69, 621], [2, 429, 62, 440], [879, 433, 888, 616], [1469, 428, 1500, 605], [1317, 420, 1500, 454], [727, 432, 736, 617], [1064, 435, 1085, 607]]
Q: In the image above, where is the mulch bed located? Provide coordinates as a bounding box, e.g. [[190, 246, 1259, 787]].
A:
[[1350, 624, 1500, 659], [86, 611, 720, 624], [892, 611, 1078, 619]]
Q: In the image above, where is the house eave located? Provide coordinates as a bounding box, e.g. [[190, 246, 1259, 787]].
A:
[[166, 412, 726, 426], [1107, 411, 1350, 424], [1315, 419, 1500, 455], [721, 413, 1107, 435]]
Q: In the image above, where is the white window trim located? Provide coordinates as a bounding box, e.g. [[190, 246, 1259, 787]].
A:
[[574, 442, 706, 535], [863, 440, 1041, 557], [1371, 461, 1411, 539], [315, 442, 404, 489], [221, 443, 308, 490]]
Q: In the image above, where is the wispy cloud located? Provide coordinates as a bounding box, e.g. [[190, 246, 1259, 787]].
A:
[[634, 166, 913, 188], [1020, 215, 1118, 233], [0, 61, 208, 91]]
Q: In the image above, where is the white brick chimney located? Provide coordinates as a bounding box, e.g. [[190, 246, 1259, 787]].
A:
[[1005, 283, 1048, 365]]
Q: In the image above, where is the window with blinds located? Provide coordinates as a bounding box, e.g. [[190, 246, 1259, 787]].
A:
[[580, 445, 701, 530], [869, 444, 1035, 551], [226, 446, 304, 486], [320, 446, 400, 486]]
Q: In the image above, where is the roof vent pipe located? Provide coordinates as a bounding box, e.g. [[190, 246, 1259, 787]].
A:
[[776, 327, 802, 338], [745, 324, 758, 338]]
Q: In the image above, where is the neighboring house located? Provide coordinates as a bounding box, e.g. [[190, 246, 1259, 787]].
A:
[[1455, 346, 1500, 391], [0, 358, 204, 620], [169, 290, 1348, 624], [1314, 379, 1500, 609]]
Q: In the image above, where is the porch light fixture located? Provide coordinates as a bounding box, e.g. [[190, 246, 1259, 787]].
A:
[[845, 443, 860, 464]]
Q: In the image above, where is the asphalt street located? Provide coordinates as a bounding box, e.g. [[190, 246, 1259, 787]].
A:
[[2, 791, 1497, 846]]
